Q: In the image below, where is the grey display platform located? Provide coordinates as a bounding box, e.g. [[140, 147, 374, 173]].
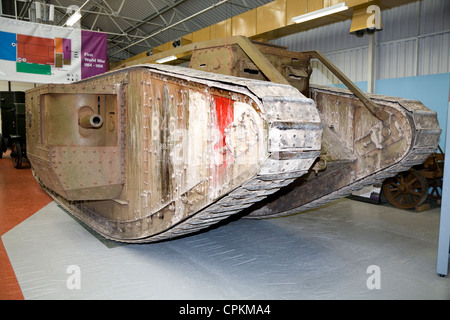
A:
[[3, 198, 449, 300]]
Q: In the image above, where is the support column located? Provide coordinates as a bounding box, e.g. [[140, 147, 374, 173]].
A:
[[437, 97, 450, 277], [367, 32, 377, 94]]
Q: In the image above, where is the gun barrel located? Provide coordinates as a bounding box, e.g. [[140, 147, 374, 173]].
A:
[[79, 114, 103, 129]]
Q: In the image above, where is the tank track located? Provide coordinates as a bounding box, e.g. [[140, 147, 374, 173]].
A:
[[245, 86, 441, 219], [36, 65, 322, 243]]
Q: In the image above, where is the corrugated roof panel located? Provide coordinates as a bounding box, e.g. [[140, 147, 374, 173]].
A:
[[42, 0, 273, 58], [115, 0, 273, 56]]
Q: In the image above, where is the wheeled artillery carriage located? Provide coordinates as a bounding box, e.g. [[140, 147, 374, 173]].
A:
[[382, 146, 445, 210]]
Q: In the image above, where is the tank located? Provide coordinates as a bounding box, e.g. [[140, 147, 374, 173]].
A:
[[26, 64, 321, 242], [26, 36, 441, 242]]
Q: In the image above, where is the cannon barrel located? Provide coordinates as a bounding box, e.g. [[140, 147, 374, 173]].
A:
[[79, 113, 103, 129]]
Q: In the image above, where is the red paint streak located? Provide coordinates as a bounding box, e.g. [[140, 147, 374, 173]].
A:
[[213, 95, 234, 167]]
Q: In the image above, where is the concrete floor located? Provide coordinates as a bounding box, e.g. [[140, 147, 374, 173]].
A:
[[0, 152, 52, 300], [2, 193, 449, 300]]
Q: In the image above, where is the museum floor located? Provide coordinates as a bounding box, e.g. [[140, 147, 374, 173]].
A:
[[1, 153, 449, 300]]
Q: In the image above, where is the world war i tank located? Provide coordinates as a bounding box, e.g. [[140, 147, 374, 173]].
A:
[[26, 36, 441, 243]]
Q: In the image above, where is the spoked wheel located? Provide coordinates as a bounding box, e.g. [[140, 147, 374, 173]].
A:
[[382, 169, 428, 209], [10, 141, 23, 169], [428, 178, 443, 200]]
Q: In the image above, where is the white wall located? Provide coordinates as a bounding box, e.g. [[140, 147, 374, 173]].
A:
[[0, 81, 37, 92]]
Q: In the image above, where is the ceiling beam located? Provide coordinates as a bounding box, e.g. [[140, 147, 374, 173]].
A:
[[111, 0, 231, 56], [108, 0, 186, 44]]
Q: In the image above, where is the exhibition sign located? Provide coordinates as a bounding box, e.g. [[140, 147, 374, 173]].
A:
[[0, 17, 107, 83]]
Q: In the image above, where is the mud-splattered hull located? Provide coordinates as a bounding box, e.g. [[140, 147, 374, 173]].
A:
[[26, 64, 322, 242]]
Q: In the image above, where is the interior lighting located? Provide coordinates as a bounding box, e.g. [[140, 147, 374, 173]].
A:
[[291, 2, 348, 24], [65, 10, 82, 26], [156, 55, 178, 64], [65, 0, 90, 27]]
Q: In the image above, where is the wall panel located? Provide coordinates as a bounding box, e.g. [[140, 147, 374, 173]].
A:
[[272, 0, 450, 86]]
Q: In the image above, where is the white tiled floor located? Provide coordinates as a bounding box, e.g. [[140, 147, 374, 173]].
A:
[[2, 198, 449, 300]]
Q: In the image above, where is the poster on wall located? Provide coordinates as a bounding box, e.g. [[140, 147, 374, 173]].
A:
[[0, 17, 107, 84]]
